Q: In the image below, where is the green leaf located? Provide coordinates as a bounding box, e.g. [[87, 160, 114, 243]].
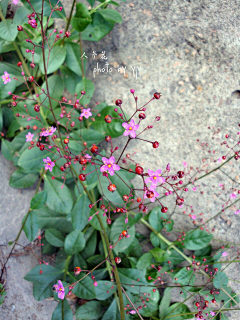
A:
[[64, 230, 86, 255], [40, 75, 64, 111], [70, 128, 105, 149], [81, 228, 97, 260], [159, 287, 172, 319], [71, 3, 92, 32], [39, 45, 66, 74], [194, 245, 212, 257], [0, 74, 17, 100], [33, 282, 52, 301], [75, 301, 104, 320], [81, 12, 114, 42], [149, 207, 167, 232], [150, 248, 165, 263], [95, 281, 116, 300], [71, 194, 91, 231], [133, 289, 160, 317], [13, 6, 30, 25], [118, 268, 152, 294], [9, 168, 38, 189], [44, 176, 74, 214], [173, 268, 194, 285], [150, 232, 161, 247], [35, 207, 73, 234], [164, 303, 192, 320], [220, 314, 229, 320], [18, 147, 53, 172], [52, 299, 73, 320], [0, 0, 9, 17], [23, 211, 39, 241], [86, 0, 95, 6], [98, 168, 134, 206], [110, 216, 135, 254], [91, 105, 125, 138], [136, 252, 153, 270], [76, 78, 94, 105], [30, 190, 47, 209], [184, 229, 213, 250], [61, 65, 81, 95], [24, 264, 62, 284], [45, 229, 65, 247], [89, 209, 107, 231], [1, 139, 13, 161], [65, 42, 82, 76], [97, 9, 122, 23], [213, 271, 228, 289], [0, 20, 18, 41], [72, 273, 96, 300], [102, 299, 121, 320]]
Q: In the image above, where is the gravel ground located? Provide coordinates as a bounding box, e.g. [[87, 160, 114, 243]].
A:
[[1, 0, 240, 319]]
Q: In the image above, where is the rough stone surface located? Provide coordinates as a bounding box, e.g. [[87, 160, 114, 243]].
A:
[[1, 0, 240, 319]]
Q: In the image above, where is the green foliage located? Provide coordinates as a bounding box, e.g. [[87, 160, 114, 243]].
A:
[[64, 230, 86, 255], [183, 229, 213, 250], [75, 301, 104, 319], [71, 3, 92, 32], [52, 299, 73, 320]]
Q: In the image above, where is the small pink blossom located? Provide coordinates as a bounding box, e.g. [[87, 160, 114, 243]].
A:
[[145, 169, 165, 187], [192, 187, 197, 191], [230, 193, 236, 199], [28, 19, 37, 28], [210, 310, 216, 316], [100, 156, 120, 176], [122, 119, 139, 138], [191, 215, 196, 220], [183, 161, 187, 167], [12, 0, 18, 4], [125, 218, 128, 224], [234, 210, 240, 215], [222, 251, 228, 257], [43, 157, 55, 172], [26, 132, 34, 142], [2, 71, 11, 84], [144, 187, 160, 203], [218, 157, 222, 163], [80, 108, 92, 119], [129, 310, 136, 314], [93, 281, 98, 287], [40, 126, 57, 137], [53, 280, 65, 300]]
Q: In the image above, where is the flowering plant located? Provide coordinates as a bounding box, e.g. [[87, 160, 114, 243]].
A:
[[0, 1, 240, 320]]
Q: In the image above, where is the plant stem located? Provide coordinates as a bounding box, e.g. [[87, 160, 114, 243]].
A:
[[89, 0, 111, 14], [64, 0, 76, 35], [63, 255, 72, 282], [70, 165, 125, 320]]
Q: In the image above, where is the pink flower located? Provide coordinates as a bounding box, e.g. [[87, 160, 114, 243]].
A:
[[43, 157, 55, 172], [53, 280, 65, 300], [2, 71, 11, 84], [230, 193, 236, 199], [218, 157, 222, 163], [144, 186, 160, 203], [100, 156, 120, 176], [129, 310, 136, 314], [26, 132, 34, 142], [210, 310, 216, 316], [122, 119, 139, 138], [40, 126, 57, 137], [12, 0, 18, 4], [145, 169, 165, 187], [85, 154, 92, 162], [80, 108, 92, 119], [234, 210, 240, 215], [191, 215, 196, 220], [222, 251, 228, 257], [192, 187, 197, 191], [28, 19, 37, 28], [183, 161, 187, 167]]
